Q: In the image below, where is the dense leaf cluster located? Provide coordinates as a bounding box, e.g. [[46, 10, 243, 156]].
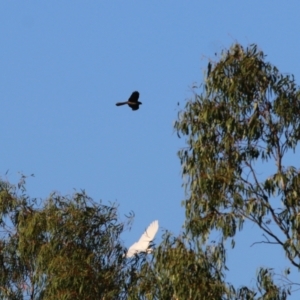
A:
[[0, 178, 128, 299]]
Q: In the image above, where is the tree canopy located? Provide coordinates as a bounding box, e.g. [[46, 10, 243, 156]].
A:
[[1, 43, 300, 299], [175, 43, 300, 298], [0, 177, 130, 299]]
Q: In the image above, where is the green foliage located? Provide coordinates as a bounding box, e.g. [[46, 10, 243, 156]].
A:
[[2, 43, 300, 299], [127, 233, 229, 299], [0, 178, 130, 299], [175, 43, 300, 298]]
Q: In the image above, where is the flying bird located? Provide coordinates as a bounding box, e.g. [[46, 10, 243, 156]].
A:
[[116, 91, 142, 111], [126, 220, 159, 258]]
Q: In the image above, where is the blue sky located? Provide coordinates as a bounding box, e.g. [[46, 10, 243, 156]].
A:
[[1, 1, 300, 297]]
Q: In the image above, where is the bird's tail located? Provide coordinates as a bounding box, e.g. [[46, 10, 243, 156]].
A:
[[116, 102, 128, 106]]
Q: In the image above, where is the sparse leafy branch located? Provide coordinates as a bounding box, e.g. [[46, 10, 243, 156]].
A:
[[175, 43, 300, 297]]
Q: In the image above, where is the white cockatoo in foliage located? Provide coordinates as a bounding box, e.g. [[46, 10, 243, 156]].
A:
[[126, 220, 159, 258]]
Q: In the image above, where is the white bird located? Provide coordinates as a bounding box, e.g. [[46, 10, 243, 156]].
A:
[[126, 220, 159, 258]]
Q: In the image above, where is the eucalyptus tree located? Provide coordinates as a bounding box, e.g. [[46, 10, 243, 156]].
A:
[[175, 43, 300, 298], [0, 177, 131, 300]]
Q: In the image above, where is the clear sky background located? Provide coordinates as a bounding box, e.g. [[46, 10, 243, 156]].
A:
[[1, 1, 299, 297]]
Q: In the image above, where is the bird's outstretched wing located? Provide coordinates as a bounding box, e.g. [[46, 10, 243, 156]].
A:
[[126, 220, 159, 258], [128, 91, 139, 103]]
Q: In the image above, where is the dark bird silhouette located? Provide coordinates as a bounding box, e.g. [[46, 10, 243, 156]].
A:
[[116, 91, 142, 111]]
